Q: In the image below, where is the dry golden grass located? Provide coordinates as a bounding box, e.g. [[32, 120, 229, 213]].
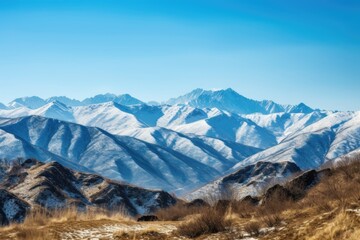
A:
[[0, 206, 132, 240], [307, 210, 360, 240], [155, 202, 208, 221], [19, 206, 131, 227], [176, 208, 232, 238], [113, 229, 167, 240]]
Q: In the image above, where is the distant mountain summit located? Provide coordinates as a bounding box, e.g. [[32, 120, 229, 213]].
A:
[[165, 88, 313, 114], [8, 96, 47, 109], [46, 96, 82, 107], [0, 102, 7, 110], [82, 93, 144, 106]]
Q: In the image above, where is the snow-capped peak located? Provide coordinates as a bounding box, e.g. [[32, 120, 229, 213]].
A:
[[46, 96, 82, 107], [82, 93, 144, 106]]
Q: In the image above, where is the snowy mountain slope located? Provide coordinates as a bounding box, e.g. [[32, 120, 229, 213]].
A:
[[165, 88, 313, 114], [233, 111, 360, 170], [33, 101, 75, 122], [156, 105, 208, 127], [171, 113, 277, 149], [0, 107, 31, 119], [114, 127, 260, 173], [0, 124, 93, 173], [72, 102, 147, 134], [75, 103, 221, 131], [319, 112, 360, 160], [0, 101, 75, 122], [244, 111, 329, 141], [0, 116, 259, 194]]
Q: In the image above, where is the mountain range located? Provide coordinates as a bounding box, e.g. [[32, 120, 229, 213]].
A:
[[4, 93, 144, 109], [1, 88, 312, 114], [0, 88, 359, 200]]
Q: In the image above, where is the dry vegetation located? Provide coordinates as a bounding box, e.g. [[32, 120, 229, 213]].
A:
[[0, 155, 359, 239], [0, 207, 131, 240]]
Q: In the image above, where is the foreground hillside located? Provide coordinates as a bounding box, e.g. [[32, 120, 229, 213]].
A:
[[0, 158, 176, 224], [0, 155, 359, 240]]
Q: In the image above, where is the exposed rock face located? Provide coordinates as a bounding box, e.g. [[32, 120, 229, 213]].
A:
[[0, 159, 177, 225], [286, 169, 331, 193], [185, 199, 210, 208], [240, 195, 260, 206], [262, 168, 332, 204], [223, 161, 301, 185], [262, 184, 295, 204], [0, 189, 30, 225], [137, 215, 159, 222]]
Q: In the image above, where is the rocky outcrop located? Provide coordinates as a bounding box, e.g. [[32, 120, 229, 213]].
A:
[[240, 195, 260, 206], [0, 189, 30, 225], [262, 168, 332, 204], [262, 184, 296, 204], [185, 199, 210, 208], [223, 161, 301, 185]]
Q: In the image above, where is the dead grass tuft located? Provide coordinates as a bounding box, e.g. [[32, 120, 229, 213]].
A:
[[113, 230, 167, 240], [12, 225, 59, 240], [243, 221, 261, 236], [307, 210, 360, 240], [177, 208, 232, 238], [155, 202, 207, 221]]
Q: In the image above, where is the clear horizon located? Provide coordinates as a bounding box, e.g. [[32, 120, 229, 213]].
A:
[[0, 0, 359, 111]]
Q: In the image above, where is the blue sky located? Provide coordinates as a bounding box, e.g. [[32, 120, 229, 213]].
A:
[[0, 0, 359, 110]]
